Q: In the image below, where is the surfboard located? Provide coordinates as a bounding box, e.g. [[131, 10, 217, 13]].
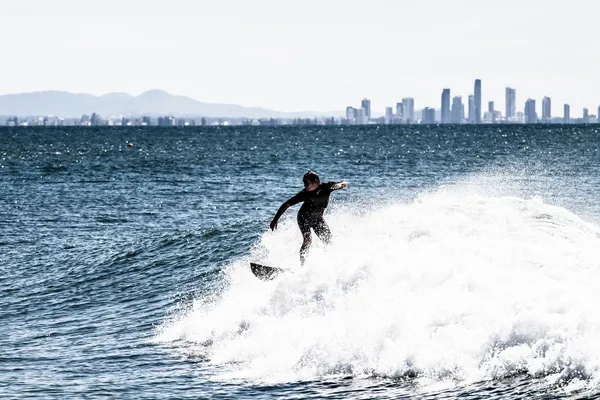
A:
[[250, 262, 285, 280]]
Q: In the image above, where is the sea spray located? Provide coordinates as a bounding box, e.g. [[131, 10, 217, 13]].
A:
[[158, 185, 600, 389]]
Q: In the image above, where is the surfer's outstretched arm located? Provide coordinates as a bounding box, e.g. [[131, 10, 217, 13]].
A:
[[270, 202, 290, 230], [331, 181, 349, 190], [270, 192, 304, 230]]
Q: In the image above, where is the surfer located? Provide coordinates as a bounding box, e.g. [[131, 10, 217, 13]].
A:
[[270, 170, 349, 264]]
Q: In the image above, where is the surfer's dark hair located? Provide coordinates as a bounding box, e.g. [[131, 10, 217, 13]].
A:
[[303, 170, 320, 185]]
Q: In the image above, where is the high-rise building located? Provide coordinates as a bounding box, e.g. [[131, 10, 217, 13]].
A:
[[385, 107, 394, 125], [356, 108, 367, 125], [451, 96, 463, 124], [514, 112, 523, 123], [542, 97, 551, 123], [583, 108, 589, 123], [90, 113, 102, 126], [396, 102, 403, 123], [488, 101, 495, 123], [402, 98, 415, 123], [346, 106, 357, 124], [361, 98, 371, 119], [158, 116, 176, 126], [598, 106, 600, 124], [564, 104, 570, 123], [441, 89, 451, 123], [468, 95, 475, 123], [505, 87, 516, 121], [474, 79, 482, 124], [422, 107, 436, 124], [525, 99, 537, 124]]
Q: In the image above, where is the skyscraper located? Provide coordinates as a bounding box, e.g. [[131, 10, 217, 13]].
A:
[[361, 98, 371, 119], [422, 108, 436, 124], [583, 108, 589, 123], [346, 106, 357, 124], [357, 108, 367, 125], [385, 107, 394, 125], [441, 89, 451, 123], [564, 104, 570, 123], [395, 102, 403, 123], [402, 98, 415, 123], [542, 97, 551, 122], [488, 101, 495, 123], [474, 79, 482, 124], [524, 99, 537, 124], [468, 95, 475, 123], [451, 96, 463, 124], [505, 87, 516, 121]]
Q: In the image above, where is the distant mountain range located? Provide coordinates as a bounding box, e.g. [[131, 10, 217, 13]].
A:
[[0, 90, 340, 118]]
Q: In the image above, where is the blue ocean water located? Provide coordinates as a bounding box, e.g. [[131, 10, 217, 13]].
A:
[[2, 125, 600, 399]]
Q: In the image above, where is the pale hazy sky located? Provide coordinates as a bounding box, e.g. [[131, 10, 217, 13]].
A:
[[1, 0, 598, 116]]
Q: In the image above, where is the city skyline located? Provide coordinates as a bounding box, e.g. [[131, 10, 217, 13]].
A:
[[1, 0, 599, 115], [347, 77, 598, 123], [1, 81, 598, 124]]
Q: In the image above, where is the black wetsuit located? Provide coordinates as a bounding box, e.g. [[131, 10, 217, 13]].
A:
[[287, 182, 336, 241]]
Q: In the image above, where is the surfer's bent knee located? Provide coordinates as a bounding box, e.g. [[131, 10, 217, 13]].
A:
[[302, 232, 312, 244]]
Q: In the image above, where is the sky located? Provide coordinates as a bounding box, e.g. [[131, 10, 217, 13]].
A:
[[1, 0, 599, 117]]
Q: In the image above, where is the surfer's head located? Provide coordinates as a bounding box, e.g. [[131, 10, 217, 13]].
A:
[[303, 170, 320, 191]]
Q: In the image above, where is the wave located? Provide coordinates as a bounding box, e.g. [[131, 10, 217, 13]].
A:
[[156, 178, 600, 392]]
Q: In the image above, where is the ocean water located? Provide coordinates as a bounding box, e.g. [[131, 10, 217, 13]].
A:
[[2, 125, 600, 399]]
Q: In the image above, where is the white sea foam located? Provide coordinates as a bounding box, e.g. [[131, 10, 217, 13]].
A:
[[157, 176, 600, 389]]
